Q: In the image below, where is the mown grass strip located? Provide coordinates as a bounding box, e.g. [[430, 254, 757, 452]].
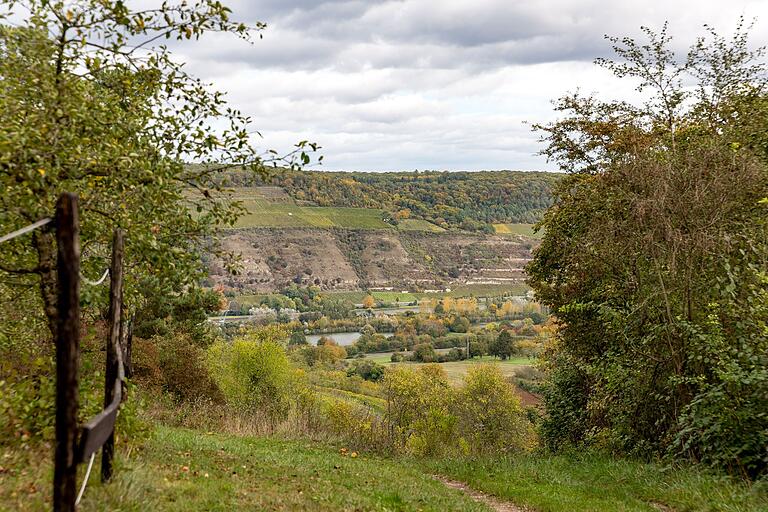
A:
[[424, 455, 766, 512], [80, 427, 491, 511]]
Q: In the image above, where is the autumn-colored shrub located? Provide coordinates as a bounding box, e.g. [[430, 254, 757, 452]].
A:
[[382, 364, 536, 456], [207, 333, 298, 418], [154, 332, 222, 403], [454, 365, 538, 453]]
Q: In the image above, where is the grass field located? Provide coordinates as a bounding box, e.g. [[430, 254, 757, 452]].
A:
[[323, 284, 530, 305], [227, 189, 547, 236], [426, 455, 766, 512], [493, 223, 542, 238], [233, 198, 392, 230], [5, 425, 762, 512], [369, 291, 419, 303], [362, 354, 532, 383], [0, 426, 488, 512], [226, 187, 452, 232], [235, 284, 529, 311], [427, 283, 530, 297], [328, 290, 420, 304], [4, 399, 764, 512]]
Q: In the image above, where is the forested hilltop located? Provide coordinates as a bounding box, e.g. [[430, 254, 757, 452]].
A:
[[220, 169, 560, 230]]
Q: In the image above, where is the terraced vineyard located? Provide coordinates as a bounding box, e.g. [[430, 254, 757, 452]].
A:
[[228, 187, 535, 234], [397, 218, 446, 232], [492, 223, 540, 238], [233, 198, 392, 229]]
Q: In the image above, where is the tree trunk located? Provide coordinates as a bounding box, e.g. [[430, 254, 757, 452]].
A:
[[34, 228, 58, 341]]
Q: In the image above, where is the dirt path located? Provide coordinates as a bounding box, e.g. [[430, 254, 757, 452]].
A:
[[435, 476, 529, 512]]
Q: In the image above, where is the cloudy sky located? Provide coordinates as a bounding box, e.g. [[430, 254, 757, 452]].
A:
[[174, 0, 768, 172]]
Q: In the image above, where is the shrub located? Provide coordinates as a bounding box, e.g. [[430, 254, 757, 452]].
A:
[[383, 364, 454, 455], [489, 329, 517, 360], [293, 340, 347, 368], [443, 347, 465, 362], [316, 341, 347, 364], [207, 334, 296, 417], [381, 364, 537, 456], [454, 365, 537, 454], [155, 333, 222, 403], [390, 352, 405, 363], [324, 400, 389, 452], [469, 339, 488, 358], [289, 331, 308, 345], [412, 343, 437, 362], [346, 359, 385, 382], [0, 365, 56, 444]]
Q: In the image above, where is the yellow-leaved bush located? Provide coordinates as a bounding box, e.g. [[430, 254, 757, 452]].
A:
[[362, 363, 538, 456], [207, 332, 301, 419]]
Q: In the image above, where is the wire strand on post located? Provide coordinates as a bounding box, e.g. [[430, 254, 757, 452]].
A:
[[80, 268, 110, 286], [74, 453, 95, 506], [0, 217, 52, 244]]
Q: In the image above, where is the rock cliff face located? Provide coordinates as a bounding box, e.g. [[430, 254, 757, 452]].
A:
[[209, 228, 536, 293]]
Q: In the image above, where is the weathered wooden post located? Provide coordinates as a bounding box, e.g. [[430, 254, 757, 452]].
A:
[[53, 193, 80, 512], [121, 312, 134, 380], [101, 228, 123, 482]]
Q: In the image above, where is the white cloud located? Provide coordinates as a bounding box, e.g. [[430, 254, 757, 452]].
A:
[[175, 0, 768, 171]]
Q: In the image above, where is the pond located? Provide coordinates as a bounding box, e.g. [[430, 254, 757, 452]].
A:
[[306, 331, 395, 346]]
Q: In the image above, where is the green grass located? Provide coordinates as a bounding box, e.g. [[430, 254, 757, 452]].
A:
[[424, 454, 767, 512], [363, 351, 399, 364], [233, 198, 392, 229], [413, 283, 531, 299], [410, 357, 531, 384], [321, 290, 368, 304], [330, 290, 420, 304], [4, 425, 763, 512], [370, 291, 419, 303], [225, 187, 445, 231], [325, 284, 532, 305], [360, 354, 532, 383], [93, 427, 489, 511], [492, 223, 542, 238], [1, 426, 488, 511], [235, 292, 283, 305], [236, 286, 531, 310], [315, 386, 387, 413]]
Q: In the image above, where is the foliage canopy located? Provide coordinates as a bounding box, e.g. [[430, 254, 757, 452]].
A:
[[529, 21, 768, 477]]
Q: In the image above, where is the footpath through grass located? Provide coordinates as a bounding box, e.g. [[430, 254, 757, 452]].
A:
[[425, 455, 767, 512], [2, 425, 765, 511]]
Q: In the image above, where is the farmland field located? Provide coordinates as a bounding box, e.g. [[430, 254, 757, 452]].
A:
[[420, 283, 530, 298], [368, 291, 419, 302], [362, 353, 532, 383], [226, 187, 453, 231], [493, 223, 541, 238], [331, 284, 530, 302], [233, 198, 392, 229], [236, 284, 529, 309]]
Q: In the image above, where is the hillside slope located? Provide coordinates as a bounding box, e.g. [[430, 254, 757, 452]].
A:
[[41, 427, 489, 512], [210, 228, 535, 293], [7, 426, 763, 511], [221, 169, 560, 229]]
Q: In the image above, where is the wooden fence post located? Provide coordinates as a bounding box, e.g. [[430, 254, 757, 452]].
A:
[[53, 193, 80, 512], [121, 312, 134, 379], [101, 229, 123, 482]]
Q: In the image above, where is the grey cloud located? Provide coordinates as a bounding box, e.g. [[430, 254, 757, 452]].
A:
[[183, 0, 619, 71], [172, 1, 768, 171]]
